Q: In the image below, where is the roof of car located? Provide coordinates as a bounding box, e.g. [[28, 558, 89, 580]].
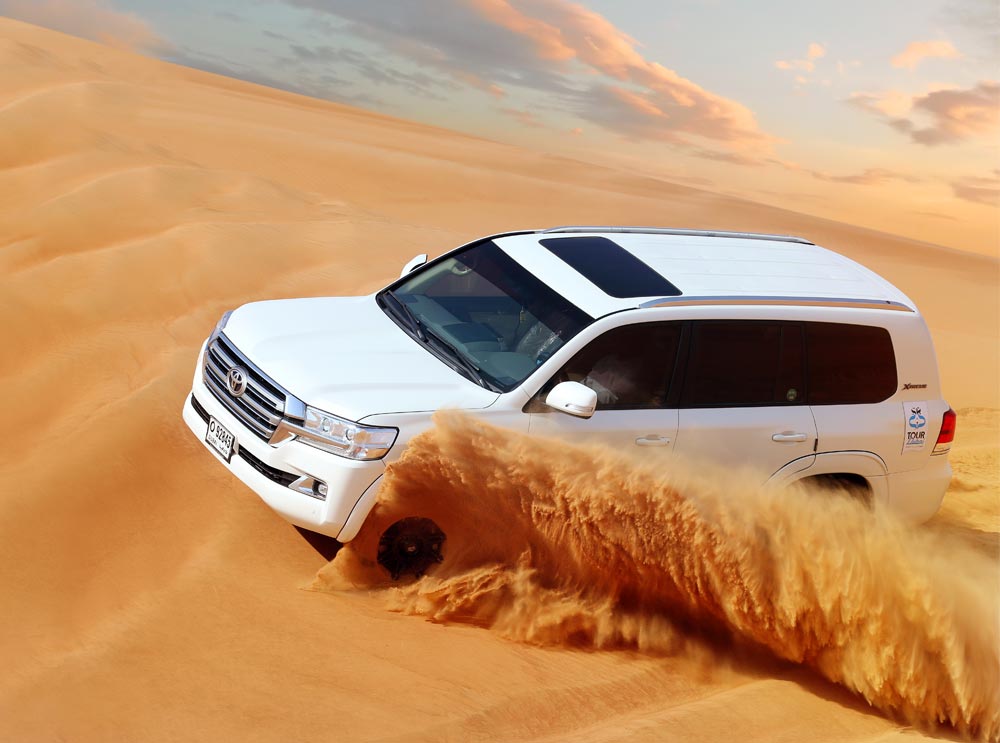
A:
[[493, 227, 915, 318]]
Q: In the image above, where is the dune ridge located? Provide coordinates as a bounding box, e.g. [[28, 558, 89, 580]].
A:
[[320, 413, 1000, 739]]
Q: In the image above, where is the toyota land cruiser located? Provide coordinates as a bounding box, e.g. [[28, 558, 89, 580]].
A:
[[182, 227, 955, 575]]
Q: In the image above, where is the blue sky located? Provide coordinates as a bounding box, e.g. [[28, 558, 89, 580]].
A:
[[2, 0, 997, 252]]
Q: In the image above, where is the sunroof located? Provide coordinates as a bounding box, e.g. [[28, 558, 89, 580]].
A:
[[539, 236, 682, 299]]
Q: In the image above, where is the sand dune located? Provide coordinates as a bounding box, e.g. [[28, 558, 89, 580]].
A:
[[1, 18, 997, 742]]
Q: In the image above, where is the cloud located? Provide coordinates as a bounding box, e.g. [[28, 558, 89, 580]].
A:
[[943, 0, 999, 57], [891, 40, 961, 70], [167, 46, 386, 109], [951, 171, 1000, 205], [772, 158, 920, 186], [498, 107, 544, 128], [848, 89, 914, 117], [214, 10, 244, 23], [283, 0, 573, 98], [168, 47, 318, 95], [280, 0, 773, 157], [775, 42, 826, 73], [808, 167, 920, 185], [849, 81, 999, 145], [837, 60, 862, 75], [283, 43, 451, 100], [0, 0, 169, 53]]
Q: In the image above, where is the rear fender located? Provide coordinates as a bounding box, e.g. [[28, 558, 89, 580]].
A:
[[770, 451, 889, 505]]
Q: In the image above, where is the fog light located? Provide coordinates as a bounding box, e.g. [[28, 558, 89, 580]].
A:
[[290, 475, 328, 501]]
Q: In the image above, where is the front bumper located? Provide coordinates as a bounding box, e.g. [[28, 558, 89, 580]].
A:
[[182, 345, 384, 540]]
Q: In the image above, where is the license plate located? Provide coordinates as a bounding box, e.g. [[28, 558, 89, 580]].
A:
[[206, 416, 236, 463]]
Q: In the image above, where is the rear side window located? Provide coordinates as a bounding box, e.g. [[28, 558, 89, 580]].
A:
[[681, 321, 804, 407], [806, 323, 896, 404]]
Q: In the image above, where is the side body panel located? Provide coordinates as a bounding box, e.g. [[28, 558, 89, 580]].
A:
[[674, 406, 816, 476]]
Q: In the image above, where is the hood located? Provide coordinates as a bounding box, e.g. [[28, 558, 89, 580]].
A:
[[222, 296, 499, 421]]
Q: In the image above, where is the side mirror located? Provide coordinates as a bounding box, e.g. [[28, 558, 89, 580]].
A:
[[544, 381, 597, 419], [400, 253, 428, 278]]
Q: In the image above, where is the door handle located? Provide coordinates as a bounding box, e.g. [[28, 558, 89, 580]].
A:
[[635, 435, 671, 447], [772, 432, 808, 443]]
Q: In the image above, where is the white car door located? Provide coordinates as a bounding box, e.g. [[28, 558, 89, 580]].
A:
[[675, 406, 816, 475], [526, 321, 682, 453], [672, 320, 817, 477], [529, 407, 678, 451]]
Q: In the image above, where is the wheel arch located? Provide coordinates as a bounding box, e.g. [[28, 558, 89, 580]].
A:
[[336, 475, 384, 543], [769, 451, 889, 505]]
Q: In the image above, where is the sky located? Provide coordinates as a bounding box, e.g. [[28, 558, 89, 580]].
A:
[[3, 0, 998, 254]]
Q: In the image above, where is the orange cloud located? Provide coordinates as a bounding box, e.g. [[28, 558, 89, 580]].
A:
[[851, 81, 999, 145], [469, 0, 575, 62], [807, 42, 826, 60], [849, 89, 917, 117], [951, 171, 1000, 205], [776, 42, 826, 73], [605, 86, 669, 119], [891, 40, 961, 70], [498, 106, 544, 128], [0, 0, 169, 52], [808, 167, 920, 185], [284, 0, 771, 156], [475, 0, 771, 154], [770, 157, 919, 186], [453, 69, 507, 98]]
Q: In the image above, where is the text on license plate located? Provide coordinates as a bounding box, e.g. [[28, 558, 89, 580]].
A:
[[206, 416, 236, 463]]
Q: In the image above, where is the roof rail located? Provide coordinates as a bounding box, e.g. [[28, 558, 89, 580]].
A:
[[639, 295, 913, 312], [540, 226, 815, 246]]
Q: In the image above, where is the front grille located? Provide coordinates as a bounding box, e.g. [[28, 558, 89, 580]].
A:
[[237, 446, 300, 488], [203, 334, 286, 441]]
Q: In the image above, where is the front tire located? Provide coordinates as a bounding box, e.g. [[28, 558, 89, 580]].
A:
[[377, 517, 446, 580]]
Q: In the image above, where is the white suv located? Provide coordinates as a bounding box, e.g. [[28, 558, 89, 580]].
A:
[[182, 227, 955, 574]]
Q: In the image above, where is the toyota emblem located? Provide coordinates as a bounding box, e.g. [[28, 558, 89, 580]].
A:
[[226, 367, 248, 397]]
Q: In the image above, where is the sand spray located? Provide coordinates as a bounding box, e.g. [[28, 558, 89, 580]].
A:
[[314, 413, 999, 739]]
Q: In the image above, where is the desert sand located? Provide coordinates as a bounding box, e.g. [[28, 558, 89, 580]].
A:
[[1, 17, 997, 742]]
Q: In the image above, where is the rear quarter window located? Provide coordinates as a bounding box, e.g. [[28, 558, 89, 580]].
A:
[[806, 323, 896, 404]]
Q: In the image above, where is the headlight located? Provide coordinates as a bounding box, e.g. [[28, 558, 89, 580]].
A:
[[299, 406, 397, 460]]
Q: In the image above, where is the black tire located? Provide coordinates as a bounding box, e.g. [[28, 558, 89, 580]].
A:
[[804, 474, 872, 507], [377, 517, 446, 580]]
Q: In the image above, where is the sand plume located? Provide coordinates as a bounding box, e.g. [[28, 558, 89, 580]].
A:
[[317, 413, 1000, 739]]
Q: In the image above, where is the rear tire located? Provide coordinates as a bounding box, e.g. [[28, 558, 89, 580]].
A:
[[377, 517, 446, 580], [802, 474, 872, 507]]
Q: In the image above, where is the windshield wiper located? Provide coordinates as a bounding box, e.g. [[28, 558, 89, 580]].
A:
[[382, 290, 425, 341], [420, 325, 498, 392], [381, 291, 497, 392]]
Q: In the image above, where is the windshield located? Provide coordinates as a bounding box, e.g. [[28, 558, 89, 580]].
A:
[[379, 240, 593, 392]]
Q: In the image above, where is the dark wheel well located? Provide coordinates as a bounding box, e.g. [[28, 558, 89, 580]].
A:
[[800, 473, 873, 506], [377, 517, 446, 580]]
